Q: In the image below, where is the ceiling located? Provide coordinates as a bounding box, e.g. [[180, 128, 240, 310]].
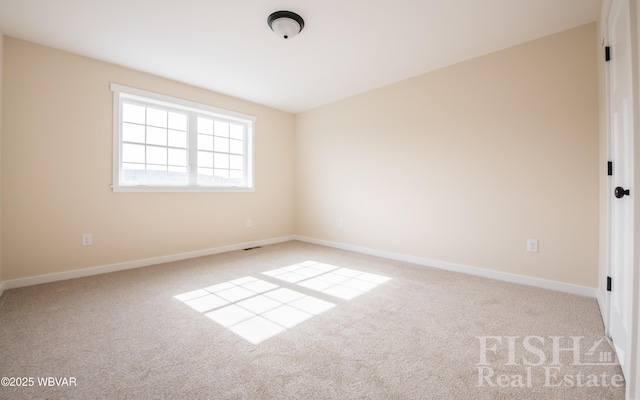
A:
[[0, 0, 602, 113]]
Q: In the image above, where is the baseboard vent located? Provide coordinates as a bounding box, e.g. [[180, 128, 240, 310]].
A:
[[243, 246, 262, 251]]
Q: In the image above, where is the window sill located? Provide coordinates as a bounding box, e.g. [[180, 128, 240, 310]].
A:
[[111, 185, 255, 193]]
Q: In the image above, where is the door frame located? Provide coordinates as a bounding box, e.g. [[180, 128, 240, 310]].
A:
[[601, 0, 640, 398]]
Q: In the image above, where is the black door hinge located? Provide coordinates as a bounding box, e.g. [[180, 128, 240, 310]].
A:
[[607, 276, 612, 292], [608, 161, 613, 176], [605, 46, 611, 62]]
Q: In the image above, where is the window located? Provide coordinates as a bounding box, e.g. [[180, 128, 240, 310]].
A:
[[111, 84, 255, 192]]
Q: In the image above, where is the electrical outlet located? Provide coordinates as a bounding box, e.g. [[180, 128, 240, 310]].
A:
[[338, 219, 344, 229], [527, 239, 538, 253], [246, 219, 252, 228], [82, 234, 92, 246]]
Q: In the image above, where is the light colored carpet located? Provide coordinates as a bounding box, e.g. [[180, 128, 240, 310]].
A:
[[0, 241, 625, 399]]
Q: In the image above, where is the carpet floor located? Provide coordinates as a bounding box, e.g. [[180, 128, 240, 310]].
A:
[[0, 241, 625, 399]]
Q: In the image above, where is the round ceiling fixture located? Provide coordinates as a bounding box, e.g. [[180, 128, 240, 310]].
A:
[[268, 11, 305, 39]]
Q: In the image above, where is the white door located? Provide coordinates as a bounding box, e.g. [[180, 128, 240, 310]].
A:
[[606, 0, 635, 382]]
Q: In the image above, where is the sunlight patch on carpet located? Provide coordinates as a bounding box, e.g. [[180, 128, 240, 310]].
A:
[[174, 276, 335, 344], [262, 261, 390, 300]]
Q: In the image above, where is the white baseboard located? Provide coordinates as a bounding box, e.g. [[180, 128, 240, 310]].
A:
[[3, 236, 295, 291], [2, 234, 598, 299], [294, 235, 597, 298]]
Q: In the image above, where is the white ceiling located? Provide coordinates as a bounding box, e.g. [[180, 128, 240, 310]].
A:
[[0, 0, 601, 113]]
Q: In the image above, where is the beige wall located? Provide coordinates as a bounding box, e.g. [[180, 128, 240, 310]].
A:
[[1, 24, 600, 288], [2, 37, 296, 280], [296, 23, 599, 287]]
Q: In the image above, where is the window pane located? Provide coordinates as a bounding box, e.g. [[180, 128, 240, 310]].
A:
[[214, 137, 229, 153], [124, 170, 142, 183], [198, 134, 213, 151], [123, 143, 145, 163], [146, 165, 167, 184], [123, 123, 145, 143], [214, 169, 229, 179], [198, 151, 213, 168], [168, 166, 187, 173], [168, 148, 187, 166], [123, 162, 144, 171], [147, 146, 167, 165], [230, 139, 243, 155], [198, 117, 213, 134], [214, 121, 229, 137], [168, 112, 187, 131], [147, 126, 167, 146], [230, 155, 243, 170], [122, 162, 144, 176], [230, 124, 243, 140], [147, 108, 167, 128], [214, 153, 229, 169], [197, 168, 213, 185], [168, 130, 187, 148], [123, 103, 145, 124], [230, 170, 244, 180], [168, 166, 188, 184], [198, 168, 213, 176]]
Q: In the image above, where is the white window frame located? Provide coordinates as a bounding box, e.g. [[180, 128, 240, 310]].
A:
[[111, 83, 255, 192]]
